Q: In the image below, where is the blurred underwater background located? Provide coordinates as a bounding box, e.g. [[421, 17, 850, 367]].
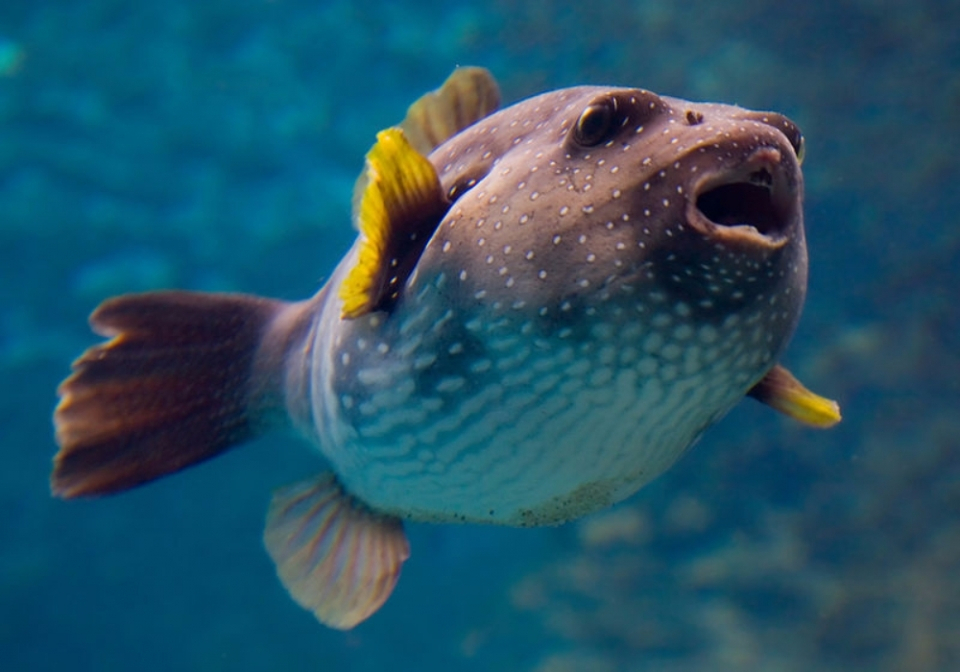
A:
[[1, 0, 959, 670]]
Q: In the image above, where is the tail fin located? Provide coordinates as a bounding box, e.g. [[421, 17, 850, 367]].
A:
[[52, 290, 295, 498]]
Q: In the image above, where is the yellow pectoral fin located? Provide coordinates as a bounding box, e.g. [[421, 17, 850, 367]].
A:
[[339, 127, 447, 319], [748, 364, 841, 428]]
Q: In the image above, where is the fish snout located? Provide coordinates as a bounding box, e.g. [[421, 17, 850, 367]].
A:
[[686, 143, 801, 250]]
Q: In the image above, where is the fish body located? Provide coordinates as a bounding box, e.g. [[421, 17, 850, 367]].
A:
[[300, 87, 807, 526], [52, 69, 838, 629]]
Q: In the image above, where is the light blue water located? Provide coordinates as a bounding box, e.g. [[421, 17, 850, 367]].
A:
[[2, 1, 958, 670]]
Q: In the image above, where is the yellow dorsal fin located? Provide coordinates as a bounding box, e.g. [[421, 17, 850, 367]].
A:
[[748, 364, 842, 428], [400, 66, 501, 156], [351, 67, 500, 220], [339, 128, 447, 320]]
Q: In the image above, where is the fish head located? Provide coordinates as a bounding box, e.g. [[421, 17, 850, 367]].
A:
[[419, 86, 808, 388]]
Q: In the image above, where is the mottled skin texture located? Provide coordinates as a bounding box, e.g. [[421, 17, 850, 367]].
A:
[[286, 86, 807, 526]]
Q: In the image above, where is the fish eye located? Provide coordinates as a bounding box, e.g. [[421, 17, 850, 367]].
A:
[[794, 134, 805, 165], [574, 100, 617, 147], [778, 120, 804, 164]]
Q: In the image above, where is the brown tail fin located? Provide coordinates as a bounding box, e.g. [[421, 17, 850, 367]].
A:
[[53, 291, 291, 498]]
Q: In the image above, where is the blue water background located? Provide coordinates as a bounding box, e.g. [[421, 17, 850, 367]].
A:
[[2, 1, 958, 670]]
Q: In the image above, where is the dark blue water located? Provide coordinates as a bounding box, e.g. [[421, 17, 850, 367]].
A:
[[2, 1, 958, 670]]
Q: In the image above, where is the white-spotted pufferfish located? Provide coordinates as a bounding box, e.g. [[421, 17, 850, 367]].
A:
[[52, 68, 840, 630]]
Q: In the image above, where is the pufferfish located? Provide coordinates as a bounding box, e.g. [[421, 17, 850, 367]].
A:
[[52, 67, 840, 630]]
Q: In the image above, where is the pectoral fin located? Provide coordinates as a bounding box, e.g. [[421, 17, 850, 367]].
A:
[[748, 364, 841, 428], [264, 473, 410, 630], [339, 68, 500, 320], [339, 128, 449, 319]]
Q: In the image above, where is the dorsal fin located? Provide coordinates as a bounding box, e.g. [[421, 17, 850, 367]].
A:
[[399, 66, 501, 155], [351, 67, 500, 222], [339, 128, 448, 319]]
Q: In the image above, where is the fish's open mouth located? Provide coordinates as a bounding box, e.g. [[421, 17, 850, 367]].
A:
[[689, 147, 794, 249]]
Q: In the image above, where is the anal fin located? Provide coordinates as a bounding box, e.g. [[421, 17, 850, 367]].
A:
[[748, 363, 841, 428], [264, 473, 410, 630]]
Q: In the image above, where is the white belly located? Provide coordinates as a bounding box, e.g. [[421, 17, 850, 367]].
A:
[[309, 288, 771, 526]]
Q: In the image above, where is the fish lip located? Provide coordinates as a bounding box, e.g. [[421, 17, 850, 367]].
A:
[[686, 146, 797, 250]]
